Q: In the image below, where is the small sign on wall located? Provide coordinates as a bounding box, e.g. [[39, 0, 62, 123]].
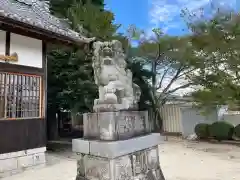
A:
[[0, 52, 18, 62]]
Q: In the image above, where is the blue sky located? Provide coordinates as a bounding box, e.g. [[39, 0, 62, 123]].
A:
[[105, 0, 149, 33], [105, 0, 238, 36]]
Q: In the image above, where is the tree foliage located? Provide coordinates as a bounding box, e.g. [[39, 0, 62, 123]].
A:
[[136, 29, 198, 102], [47, 45, 97, 113], [67, 0, 120, 40], [184, 9, 240, 109], [49, 0, 104, 18], [126, 26, 199, 130]]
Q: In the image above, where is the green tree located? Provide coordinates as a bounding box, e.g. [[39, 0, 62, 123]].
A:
[[49, 0, 104, 17], [183, 8, 240, 110], [127, 26, 198, 130], [67, 0, 120, 40]]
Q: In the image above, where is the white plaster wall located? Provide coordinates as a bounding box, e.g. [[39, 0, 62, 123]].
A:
[[10, 33, 42, 68], [181, 107, 218, 137], [223, 114, 240, 126], [0, 30, 6, 59], [218, 105, 228, 120]]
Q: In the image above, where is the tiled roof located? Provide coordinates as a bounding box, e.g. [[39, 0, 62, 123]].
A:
[[0, 0, 95, 43]]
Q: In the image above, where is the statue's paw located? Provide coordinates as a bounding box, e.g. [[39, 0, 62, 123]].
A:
[[104, 93, 118, 104]]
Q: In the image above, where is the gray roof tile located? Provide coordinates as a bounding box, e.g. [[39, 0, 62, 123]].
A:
[[0, 0, 95, 43]]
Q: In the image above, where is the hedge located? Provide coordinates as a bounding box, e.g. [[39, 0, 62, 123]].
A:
[[234, 124, 240, 138], [194, 123, 209, 139], [209, 121, 234, 140]]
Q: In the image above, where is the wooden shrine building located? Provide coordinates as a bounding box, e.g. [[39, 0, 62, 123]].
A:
[[0, 0, 94, 176]]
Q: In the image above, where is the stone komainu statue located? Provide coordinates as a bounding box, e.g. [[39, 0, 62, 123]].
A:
[[92, 40, 141, 112]]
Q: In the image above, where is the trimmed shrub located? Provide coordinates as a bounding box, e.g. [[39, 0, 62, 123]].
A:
[[194, 123, 209, 139], [234, 124, 240, 138], [209, 121, 234, 140]]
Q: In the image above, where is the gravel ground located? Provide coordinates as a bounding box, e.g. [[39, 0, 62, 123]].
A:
[[2, 139, 240, 180], [160, 139, 240, 180]]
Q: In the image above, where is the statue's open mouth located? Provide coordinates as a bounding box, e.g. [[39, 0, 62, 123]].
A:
[[103, 58, 112, 65]]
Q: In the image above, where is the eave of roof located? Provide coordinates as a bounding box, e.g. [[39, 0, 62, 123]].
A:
[[0, 0, 95, 44]]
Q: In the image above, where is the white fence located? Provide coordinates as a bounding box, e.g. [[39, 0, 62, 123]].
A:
[[160, 104, 182, 133]]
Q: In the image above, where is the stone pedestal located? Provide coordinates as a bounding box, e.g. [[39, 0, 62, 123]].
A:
[[72, 111, 164, 180]]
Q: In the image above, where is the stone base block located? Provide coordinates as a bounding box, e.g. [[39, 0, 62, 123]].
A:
[[73, 133, 163, 158], [76, 146, 163, 180], [83, 111, 150, 141], [0, 147, 46, 178]]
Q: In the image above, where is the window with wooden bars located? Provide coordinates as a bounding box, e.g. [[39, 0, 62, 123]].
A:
[[0, 72, 43, 119]]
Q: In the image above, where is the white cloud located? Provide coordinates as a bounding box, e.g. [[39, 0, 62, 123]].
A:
[[148, 0, 237, 32]]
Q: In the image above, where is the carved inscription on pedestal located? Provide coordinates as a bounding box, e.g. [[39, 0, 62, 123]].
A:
[[117, 115, 135, 138], [117, 113, 146, 139], [134, 114, 146, 133]]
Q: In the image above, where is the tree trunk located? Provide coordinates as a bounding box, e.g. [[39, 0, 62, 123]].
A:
[[151, 60, 162, 132], [71, 106, 79, 129], [150, 103, 163, 133], [156, 109, 163, 132], [152, 60, 157, 96], [47, 107, 59, 140]]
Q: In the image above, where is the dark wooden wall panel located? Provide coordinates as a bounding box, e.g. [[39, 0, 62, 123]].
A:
[[0, 119, 46, 154]]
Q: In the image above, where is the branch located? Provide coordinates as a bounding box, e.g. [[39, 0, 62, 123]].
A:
[[158, 67, 171, 89], [178, 68, 196, 78], [156, 43, 161, 61], [167, 82, 195, 94], [161, 65, 184, 94]]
